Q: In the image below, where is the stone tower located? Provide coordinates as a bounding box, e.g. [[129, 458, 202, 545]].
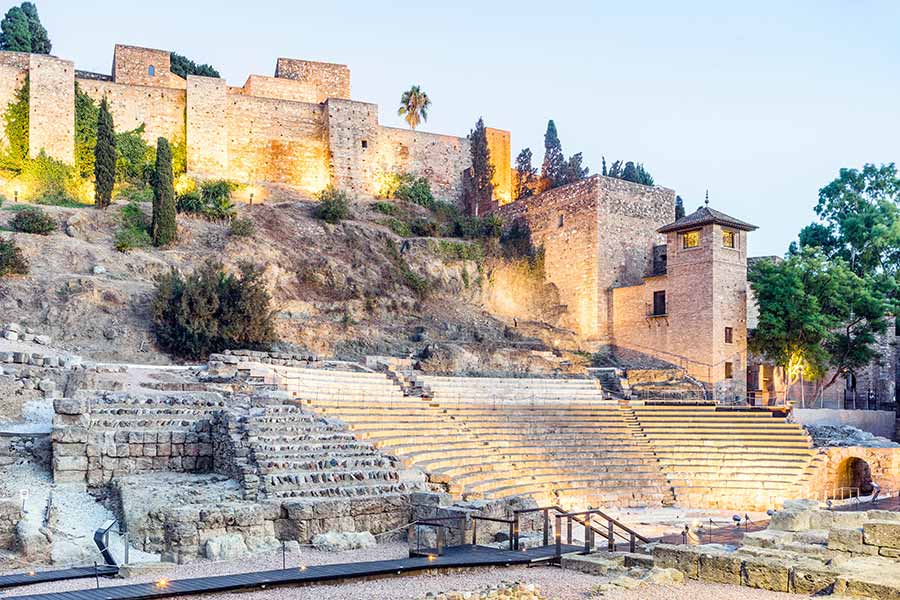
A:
[[657, 203, 757, 400]]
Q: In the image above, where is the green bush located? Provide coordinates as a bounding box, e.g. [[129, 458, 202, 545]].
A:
[[229, 217, 255, 237], [373, 201, 398, 216], [176, 179, 238, 221], [410, 218, 440, 237], [383, 217, 411, 237], [0, 237, 28, 276], [10, 206, 56, 234], [115, 124, 155, 184], [118, 185, 153, 204], [114, 201, 151, 252], [151, 260, 276, 359], [450, 214, 503, 239], [429, 239, 485, 263], [395, 175, 435, 208], [17, 152, 80, 203], [314, 186, 351, 224]]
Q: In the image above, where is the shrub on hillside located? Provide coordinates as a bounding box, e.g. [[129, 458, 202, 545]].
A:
[[151, 261, 275, 359], [10, 206, 56, 234], [229, 217, 254, 237], [16, 152, 81, 204], [0, 237, 28, 276], [410, 218, 440, 237], [114, 201, 151, 252], [449, 213, 502, 239], [314, 186, 351, 224], [373, 201, 398, 216], [176, 179, 238, 221]]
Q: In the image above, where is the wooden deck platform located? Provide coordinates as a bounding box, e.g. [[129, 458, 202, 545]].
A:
[[0, 565, 118, 590], [5, 544, 583, 600]]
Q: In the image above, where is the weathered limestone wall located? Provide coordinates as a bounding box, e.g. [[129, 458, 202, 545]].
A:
[[28, 54, 74, 163], [186, 75, 228, 176], [112, 44, 185, 89], [239, 74, 319, 103], [225, 93, 329, 193], [803, 446, 900, 498], [77, 78, 186, 145], [0, 61, 26, 148], [275, 58, 350, 101], [375, 127, 470, 201], [794, 409, 897, 441]]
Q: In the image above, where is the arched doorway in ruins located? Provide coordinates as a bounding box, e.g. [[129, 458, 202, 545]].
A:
[[834, 456, 874, 497]]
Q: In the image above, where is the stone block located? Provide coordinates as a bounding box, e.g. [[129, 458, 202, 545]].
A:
[[652, 544, 699, 579], [742, 556, 790, 592], [698, 550, 743, 585], [828, 528, 865, 553], [54, 398, 86, 415], [789, 563, 841, 595], [53, 455, 87, 471], [839, 575, 900, 600], [769, 508, 811, 532], [863, 521, 900, 550]]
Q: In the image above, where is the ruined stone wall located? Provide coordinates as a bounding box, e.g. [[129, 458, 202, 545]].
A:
[[226, 93, 329, 193], [186, 75, 228, 176], [77, 78, 185, 145], [240, 74, 318, 103], [112, 44, 185, 89], [375, 127, 470, 202], [28, 55, 74, 163], [275, 58, 350, 101], [803, 446, 900, 498]]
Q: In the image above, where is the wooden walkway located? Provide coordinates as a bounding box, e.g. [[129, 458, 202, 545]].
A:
[[4, 544, 583, 600], [0, 565, 118, 590]]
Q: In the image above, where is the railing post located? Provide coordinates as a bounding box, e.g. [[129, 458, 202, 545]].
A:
[[513, 514, 520, 551], [543, 508, 549, 547], [607, 519, 614, 552], [567, 517, 572, 544], [630, 532, 636, 553], [436, 526, 443, 557], [408, 524, 415, 554], [508, 521, 514, 551], [472, 518, 477, 545], [555, 515, 562, 560], [584, 518, 591, 553]]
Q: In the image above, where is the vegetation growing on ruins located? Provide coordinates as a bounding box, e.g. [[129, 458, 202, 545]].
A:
[[0, 2, 50, 54], [514, 148, 538, 200], [603, 158, 654, 186], [151, 137, 177, 246], [151, 261, 275, 359], [94, 98, 116, 209], [74, 83, 98, 179], [397, 85, 430, 130], [1, 77, 28, 172], [314, 186, 351, 224], [0, 237, 27, 276], [10, 205, 55, 234], [170, 52, 220, 79]]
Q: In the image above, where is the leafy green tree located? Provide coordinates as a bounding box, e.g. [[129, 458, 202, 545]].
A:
[[93, 97, 116, 209], [397, 85, 430, 130], [464, 117, 494, 215], [151, 137, 176, 246], [170, 52, 220, 78], [1, 77, 28, 171], [20, 3, 49, 53], [749, 250, 890, 403], [621, 161, 639, 183], [514, 147, 537, 200], [541, 120, 565, 187], [0, 6, 31, 52], [675, 195, 685, 220], [74, 83, 99, 179]]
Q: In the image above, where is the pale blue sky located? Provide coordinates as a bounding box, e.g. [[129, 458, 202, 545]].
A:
[[32, 0, 900, 256]]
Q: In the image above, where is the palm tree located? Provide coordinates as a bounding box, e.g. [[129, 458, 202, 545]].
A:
[[398, 85, 431, 130]]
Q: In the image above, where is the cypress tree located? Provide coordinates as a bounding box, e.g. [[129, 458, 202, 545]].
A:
[[621, 161, 639, 183], [20, 3, 49, 54], [514, 147, 537, 200], [675, 196, 685, 220], [152, 137, 177, 246], [93, 97, 116, 209], [465, 117, 494, 216], [0, 6, 31, 52], [541, 120, 565, 188]]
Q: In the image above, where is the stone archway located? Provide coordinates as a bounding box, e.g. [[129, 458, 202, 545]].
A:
[[835, 456, 873, 497]]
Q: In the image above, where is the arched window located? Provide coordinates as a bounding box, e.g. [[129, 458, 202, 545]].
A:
[[148, 65, 156, 77]]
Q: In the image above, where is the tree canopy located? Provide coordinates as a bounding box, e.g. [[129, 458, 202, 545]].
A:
[[514, 147, 537, 200], [541, 120, 565, 187], [170, 52, 220, 79], [0, 2, 50, 53], [464, 117, 494, 215], [397, 85, 430, 130]]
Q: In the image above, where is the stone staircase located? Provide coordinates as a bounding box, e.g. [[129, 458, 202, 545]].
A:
[[626, 401, 817, 510]]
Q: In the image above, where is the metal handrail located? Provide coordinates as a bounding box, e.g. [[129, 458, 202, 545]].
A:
[[471, 515, 515, 549]]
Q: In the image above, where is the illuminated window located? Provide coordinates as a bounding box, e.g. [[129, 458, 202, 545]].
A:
[[722, 230, 736, 248], [725, 327, 733, 344], [682, 229, 701, 249], [724, 362, 734, 379], [148, 65, 155, 76]]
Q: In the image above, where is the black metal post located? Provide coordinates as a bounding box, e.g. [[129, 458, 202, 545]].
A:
[[436, 526, 443, 556], [543, 509, 549, 547], [607, 519, 614, 552], [282, 540, 286, 569], [630, 532, 636, 553], [555, 515, 562, 560], [513, 514, 520, 551], [584, 518, 590, 553], [567, 517, 572, 544], [508, 521, 514, 551], [472, 519, 477, 545]]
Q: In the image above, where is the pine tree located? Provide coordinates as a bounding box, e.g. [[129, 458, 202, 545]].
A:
[[93, 97, 116, 209], [541, 120, 565, 188], [675, 195, 685, 220], [465, 117, 494, 216], [514, 147, 537, 200], [0, 6, 31, 52], [152, 137, 177, 246], [20, 3, 49, 54]]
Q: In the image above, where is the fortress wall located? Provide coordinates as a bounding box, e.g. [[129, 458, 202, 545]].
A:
[[375, 126, 470, 201], [325, 98, 379, 195], [240, 74, 319, 103], [610, 277, 674, 361], [500, 177, 601, 338], [28, 55, 74, 163], [77, 78, 186, 144], [225, 93, 329, 192], [112, 44, 185, 89], [0, 64, 26, 148], [186, 75, 228, 176], [275, 58, 350, 101]]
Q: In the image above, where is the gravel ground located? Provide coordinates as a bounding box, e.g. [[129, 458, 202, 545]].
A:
[[1, 543, 811, 600]]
